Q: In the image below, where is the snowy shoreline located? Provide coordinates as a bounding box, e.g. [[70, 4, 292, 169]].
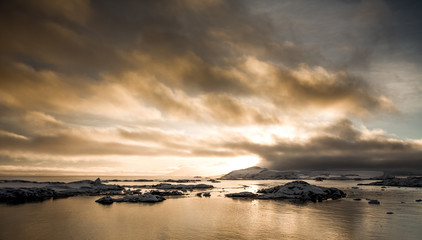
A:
[[0, 178, 349, 204], [0, 178, 215, 204]]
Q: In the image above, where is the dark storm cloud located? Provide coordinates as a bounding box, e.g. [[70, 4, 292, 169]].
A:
[[99, 0, 298, 94], [0, 0, 138, 76], [254, 0, 416, 72], [384, 0, 422, 62], [226, 119, 422, 170], [342, 0, 395, 70]]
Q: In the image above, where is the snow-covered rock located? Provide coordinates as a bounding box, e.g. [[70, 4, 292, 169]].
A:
[[0, 179, 123, 204], [225, 181, 345, 202], [118, 194, 165, 203], [256, 181, 345, 201], [95, 194, 165, 204]]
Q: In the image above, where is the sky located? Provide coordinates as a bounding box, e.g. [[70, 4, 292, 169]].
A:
[[0, 0, 422, 176]]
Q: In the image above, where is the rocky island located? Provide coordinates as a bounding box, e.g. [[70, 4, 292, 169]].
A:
[[226, 181, 346, 202], [95, 194, 166, 204], [0, 178, 123, 204], [358, 176, 422, 187]]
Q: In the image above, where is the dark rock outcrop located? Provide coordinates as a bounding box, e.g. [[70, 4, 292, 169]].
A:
[[162, 179, 201, 183], [95, 196, 114, 204], [225, 192, 258, 198], [95, 194, 165, 204], [368, 199, 380, 204], [148, 190, 184, 196], [152, 183, 214, 190], [207, 179, 221, 183], [0, 187, 56, 204]]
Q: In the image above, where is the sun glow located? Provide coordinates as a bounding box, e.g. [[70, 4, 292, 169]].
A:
[[225, 155, 261, 172], [110, 155, 261, 177], [238, 125, 308, 145]]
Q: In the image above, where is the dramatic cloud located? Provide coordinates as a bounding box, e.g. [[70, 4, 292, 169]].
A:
[[0, 0, 421, 175], [226, 119, 422, 170]]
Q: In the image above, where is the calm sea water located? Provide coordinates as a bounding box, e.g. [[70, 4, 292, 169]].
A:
[[0, 176, 421, 240]]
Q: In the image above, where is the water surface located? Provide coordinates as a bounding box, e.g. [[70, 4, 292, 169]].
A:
[[1, 177, 421, 240]]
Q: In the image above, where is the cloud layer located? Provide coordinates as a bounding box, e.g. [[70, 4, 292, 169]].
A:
[[0, 0, 421, 175]]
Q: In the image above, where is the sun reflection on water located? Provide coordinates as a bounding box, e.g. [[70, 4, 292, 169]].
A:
[[248, 185, 259, 193]]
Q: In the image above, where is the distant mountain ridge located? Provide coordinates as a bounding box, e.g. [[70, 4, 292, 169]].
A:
[[220, 167, 299, 180], [220, 167, 385, 180]]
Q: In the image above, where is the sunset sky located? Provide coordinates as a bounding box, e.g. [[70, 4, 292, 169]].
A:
[[1, 0, 421, 176]]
